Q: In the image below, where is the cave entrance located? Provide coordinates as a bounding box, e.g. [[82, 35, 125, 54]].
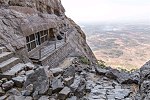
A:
[[49, 28, 55, 41], [26, 29, 50, 52]]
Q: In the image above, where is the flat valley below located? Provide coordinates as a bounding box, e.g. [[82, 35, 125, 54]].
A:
[[82, 23, 150, 70]]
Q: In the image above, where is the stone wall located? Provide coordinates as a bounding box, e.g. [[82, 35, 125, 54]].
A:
[[40, 42, 74, 68]]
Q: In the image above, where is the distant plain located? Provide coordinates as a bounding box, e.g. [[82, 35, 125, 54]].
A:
[[82, 23, 150, 70]]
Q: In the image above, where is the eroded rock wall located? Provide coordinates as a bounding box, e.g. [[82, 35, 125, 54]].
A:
[[0, 0, 96, 63]]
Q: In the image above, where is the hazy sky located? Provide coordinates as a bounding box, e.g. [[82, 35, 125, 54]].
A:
[[61, 0, 150, 23]]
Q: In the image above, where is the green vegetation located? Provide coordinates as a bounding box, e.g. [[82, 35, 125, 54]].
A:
[[117, 67, 130, 73], [97, 60, 106, 68], [79, 56, 90, 65], [117, 67, 137, 73]]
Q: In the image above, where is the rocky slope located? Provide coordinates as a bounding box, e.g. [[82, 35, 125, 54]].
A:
[[0, 0, 149, 100]]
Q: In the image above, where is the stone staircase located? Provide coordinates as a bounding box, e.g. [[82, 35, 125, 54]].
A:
[[0, 46, 26, 79]]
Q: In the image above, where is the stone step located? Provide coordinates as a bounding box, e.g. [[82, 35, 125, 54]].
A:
[[1, 63, 26, 79], [0, 57, 20, 73], [0, 47, 7, 54], [0, 52, 14, 63]]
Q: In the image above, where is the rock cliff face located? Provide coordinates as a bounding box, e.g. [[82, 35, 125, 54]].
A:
[[0, 0, 96, 63], [0, 0, 150, 100]]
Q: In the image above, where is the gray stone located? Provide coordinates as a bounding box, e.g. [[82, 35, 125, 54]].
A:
[[44, 66, 54, 80], [75, 78, 86, 98], [51, 77, 64, 93], [140, 61, 150, 99], [95, 67, 108, 75], [18, 70, 26, 76], [26, 84, 34, 92], [12, 76, 26, 88], [105, 69, 120, 80], [2, 80, 14, 91], [7, 88, 21, 96], [24, 63, 35, 71], [140, 61, 150, 80], [0, 80, 3, 86], [24, 68, 49, 95], [58, 87, 71, 100], [63, 65, 75, 78], [24, 96, 33, 100], [39, 96, 49, 100], [107, 89, 131, 99], [50, 68, 63, 77], [67, 96, 77, 100], [22, 90, 32, 96], [0, 95, 8, 100], [32, 91, 40, 100], [25, 70, 34, 76], [140, 80, 150, 98], [6, 95, 15, 100], [22, 84, 34, 96], [129, 70, 140, 84], [70, 75, 81, 92], [85, 80, 95, 93], [1, 78, 8, 83], [105, 69, 136, 84], [64, 76, 74, 86], [47, 88, 53, 96], [0, 87, 5, 96], [14, 95, 26, 100]]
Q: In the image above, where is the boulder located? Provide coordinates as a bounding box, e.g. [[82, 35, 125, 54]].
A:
[[24, 68, 49, 95], [25, 96, 33, 100], [32, 91, 40, 100], [140, 60, 150, 81], [67, 96, 77, 100], [58, 87, 71, 100], [18, 70, 26, 76], [7, 88, 21, 96], [105, 69, 138, 84], [44, 66, 54, 80], [25, 70, 34, 76], [12, 76, 26, 88], [129, 70, 140, 84], [105, 69, 120, 80], [63, 65, 75, 78], [70, 75, 81, 92], [22, 84, 33, 96], [64, 76, 74, 86], [47, 88, 53, 96], [95, 67, 108, 75], [1, 78, 8, 83], [140, 80, 150, 99], [107, 89, 131, 100], [22, 90, 32, 96], [24, 63, 35, 71], [0, 95, 8, 100], [26, 84, 34, 92], [0, 87, 5, 96], [2, 80, 14, 91], [75, 78, 86, 98], [50, 68, 63, 77], [85, 80, 95, 93], [0, 80, 3, 86], [51, 77, 64, 93], [140, 61, 150, 99], [39, 96, 49, 100]]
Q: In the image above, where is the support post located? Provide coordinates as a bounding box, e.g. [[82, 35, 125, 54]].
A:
[[54, 35, 57, 49], [65, 32, 67, 43], [39, 47, 41, 59]]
